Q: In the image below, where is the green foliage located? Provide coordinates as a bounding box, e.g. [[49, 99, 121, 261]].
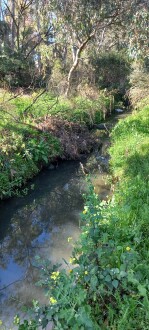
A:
[[16, 103, 149, 329], [0, 123, 62, 199], [128, 7, 149, 60], [7, 92, 112, 125], [0, 50, 36, 88], [129, 61, 149, 108], [0, 88, 113, 198], [90, 51, 131, 94]]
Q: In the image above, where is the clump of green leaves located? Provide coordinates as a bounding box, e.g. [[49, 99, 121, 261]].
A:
[[0, 129, 62, 199]]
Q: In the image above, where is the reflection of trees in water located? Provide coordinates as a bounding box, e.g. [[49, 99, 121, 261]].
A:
[[0, 203, 50, 272], [0, 176, 83, 272], [0, 163, 84, 324]]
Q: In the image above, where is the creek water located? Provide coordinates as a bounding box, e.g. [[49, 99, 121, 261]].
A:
[[0, 158, 110, 328], [0, 112, 127, 328]]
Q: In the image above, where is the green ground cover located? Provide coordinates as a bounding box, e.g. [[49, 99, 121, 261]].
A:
[[13, 102, 149, 329], [0, 89, 112, 199]]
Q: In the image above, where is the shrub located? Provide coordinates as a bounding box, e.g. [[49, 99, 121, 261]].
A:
[[90, 51, 131, 94], [129, 61, 149, 108]]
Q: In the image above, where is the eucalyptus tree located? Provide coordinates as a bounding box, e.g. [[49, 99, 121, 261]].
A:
[[51, 0, 148, 96], [0, 0, 148, 89], [0, 0, 54, 86]]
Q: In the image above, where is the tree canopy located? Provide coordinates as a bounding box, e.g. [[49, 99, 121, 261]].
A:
[[0, 0, 148, 93]]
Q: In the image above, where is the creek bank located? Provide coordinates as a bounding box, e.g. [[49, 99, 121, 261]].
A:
[[37, 109, 127, 170], [0, 108, 128, 200], [16, 104, 149, 329], [0, 109, 130, 328]]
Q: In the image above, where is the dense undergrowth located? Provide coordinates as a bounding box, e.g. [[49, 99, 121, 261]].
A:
[[11, 101, 149, 329], [0, 89, 113, 199]]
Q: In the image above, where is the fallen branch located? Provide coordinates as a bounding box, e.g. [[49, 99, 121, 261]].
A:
[[23, 89, 47, 115]]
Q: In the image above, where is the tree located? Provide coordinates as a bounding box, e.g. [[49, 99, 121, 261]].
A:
[[51, 0, 148, 96], [0, 0, 148, 91], [0, 0, 54, 87]]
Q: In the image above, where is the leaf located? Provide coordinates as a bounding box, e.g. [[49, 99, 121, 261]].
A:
[[62, 258, 69, 265], [105, 275, 111, 282], [41, 317, 48, 329], [91, 275, 98, 289], [120, 270, 127, 278], [138, 284, 147, 297], [117, 246, 123, 251], [42, 155, 48, 163], [34, 255, 40, 260], [112, 279, 119, 289], [110, 268, 119, 275], [97, 248, 103, 257], [77, 305, 93, 328], [120, 264, 127, 271]]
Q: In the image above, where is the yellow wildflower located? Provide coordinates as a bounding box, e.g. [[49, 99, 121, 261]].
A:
[[68, 237, 72, 242], [14, 315, 20, 325], [51, 271, 60, 280], [68, 269, 73, 273], [126, 246, 131, 251], [69, 257, 76, 264], [83, 210, 87, 214], [0, 320, 3, 326], [84, 271, 88, 275], [49, 297, 57, 304]]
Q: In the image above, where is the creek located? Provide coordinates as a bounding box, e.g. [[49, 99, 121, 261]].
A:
[[0, 112, 127, 328]]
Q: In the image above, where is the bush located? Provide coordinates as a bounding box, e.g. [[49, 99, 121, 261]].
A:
[[0, 129, 62, 199], [90, 51, 131, 95], [0, 50, 37, 88], [129, 61, 149, 108]]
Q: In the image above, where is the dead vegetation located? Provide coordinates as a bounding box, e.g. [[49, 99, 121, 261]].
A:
[[36, 116, 97, 159]]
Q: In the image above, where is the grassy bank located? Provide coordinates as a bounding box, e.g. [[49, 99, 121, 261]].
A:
[[13, 102, 149, 329], [0, 89, 113, 199]]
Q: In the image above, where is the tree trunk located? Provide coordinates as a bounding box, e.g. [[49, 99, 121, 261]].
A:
[[36, 0, 42, 73], [65, 33, 95, 97], [11, 0, 15, 51]]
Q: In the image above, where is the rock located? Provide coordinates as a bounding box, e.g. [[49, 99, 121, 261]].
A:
[[96, 155, 109, 172], [94, 123, 107, 130], [115, 108, 124, 113], [48, 162, 59, 170], [48, 164, 55, 170], [63, 183, 69, 191]]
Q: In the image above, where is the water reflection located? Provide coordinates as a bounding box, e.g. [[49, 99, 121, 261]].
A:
[[0, 159, 110, 328], [0, 161, 84, 327]]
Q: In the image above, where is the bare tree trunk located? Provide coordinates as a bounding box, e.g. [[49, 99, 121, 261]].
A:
[[65, 32, 95, 97], [36, 0, 42, 73], [0, 0, 2, 20], [11, 0, 15, 50]]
